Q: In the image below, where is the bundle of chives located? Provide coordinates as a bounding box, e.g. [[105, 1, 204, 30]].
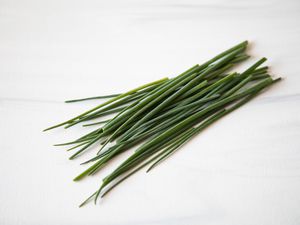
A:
[[44, 41, 281, 206]]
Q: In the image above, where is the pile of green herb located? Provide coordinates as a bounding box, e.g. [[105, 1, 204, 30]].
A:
[[44, 41, 281, 206]]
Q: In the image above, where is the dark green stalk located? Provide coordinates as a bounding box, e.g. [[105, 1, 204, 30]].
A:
[[64, 106, 127, 129], [65, 94, 121, 103], [203, 64, 234, 81], [251, 74, 270, 80], [231, 54, 250, 63], [54, 127, 103, 146], [83, 120, 110, 127]]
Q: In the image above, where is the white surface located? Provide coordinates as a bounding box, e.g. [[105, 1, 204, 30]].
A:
[[0, 0, 300, 224]]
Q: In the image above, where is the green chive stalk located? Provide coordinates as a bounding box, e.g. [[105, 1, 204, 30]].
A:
[[44, 41, 281, 207]]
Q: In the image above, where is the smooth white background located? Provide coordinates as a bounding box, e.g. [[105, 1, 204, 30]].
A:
[[0, 0, 300, 224]]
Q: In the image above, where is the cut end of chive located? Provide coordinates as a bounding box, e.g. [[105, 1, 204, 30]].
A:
[[43, 120, 73, 131], [73, 177, 80, 182], [73, 172, 88, 181], [78, 191, 97, 207], [53, 143, 67, 146], [43, 127, 55, 132], [73, 170, 90, 181], [43, 125, 62, 132]]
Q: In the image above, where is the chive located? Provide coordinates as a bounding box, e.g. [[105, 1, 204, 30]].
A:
[[204, 64, 234, 80], [54, 127, 102, 146], [64, 106, 127, 129], [67, 82, 165, 104], [83, 120, 110, 127], [251, 74, 271, 80], [66, 141, 90, 151], [43, 77, 169, 131], [231, 54, 250, 63], [65, 94, 121, 103]]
